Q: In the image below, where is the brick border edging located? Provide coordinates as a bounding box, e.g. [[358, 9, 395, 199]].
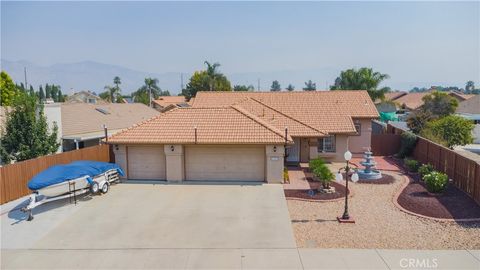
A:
[[392, 174, 480, 223], [285, 182, 354, 203]]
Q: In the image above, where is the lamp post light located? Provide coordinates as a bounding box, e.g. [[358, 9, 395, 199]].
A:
[[336, 150, 359, 223]]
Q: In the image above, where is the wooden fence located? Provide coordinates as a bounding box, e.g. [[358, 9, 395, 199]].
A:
[[0, 144, 111, 204], [371, 134, 401, 156], [386, 124, 480, 205]]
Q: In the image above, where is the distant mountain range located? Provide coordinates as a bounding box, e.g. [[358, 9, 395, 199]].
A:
[[1, 59, 464, 95]]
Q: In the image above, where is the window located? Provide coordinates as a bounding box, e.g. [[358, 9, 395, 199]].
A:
[[318, 136, 336, 153], [354, 120, 361, 136]]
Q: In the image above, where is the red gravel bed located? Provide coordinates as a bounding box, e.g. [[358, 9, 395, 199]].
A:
[[357, 173, 396, 185], [284, 181, 347, 201], [397, 180, 480, 220]]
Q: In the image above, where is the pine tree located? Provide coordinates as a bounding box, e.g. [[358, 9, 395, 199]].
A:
[[45, 84, 51, 99], [29, 85, 35, 97], [0, 92, 60, 163], [38, 85, 45, 101]]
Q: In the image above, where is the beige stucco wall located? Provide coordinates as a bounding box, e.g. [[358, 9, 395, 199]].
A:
[[112, 145, 127, 179], [317, 135, 349, 162], [265, 145, 285, 183], [113, 143, 285, 183], [164, 145, 185, 182], [348, 118, 372, 154]]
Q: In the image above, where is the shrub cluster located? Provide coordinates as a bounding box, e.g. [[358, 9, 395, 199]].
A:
[[404, 158, 419, 172], [397, 132, 418, 158], [309, 158, 334, 189], [423, 171, 448, 193], [418, 163, 434, 178]]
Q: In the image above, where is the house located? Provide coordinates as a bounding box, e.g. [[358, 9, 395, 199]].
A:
[[152, 96, 190, 112], [107, 91, 378, 183], [65, 91, 107, 104], [375, 91, 407, 113], [456, 94, 480, 143], [44, 103, 159, 152]]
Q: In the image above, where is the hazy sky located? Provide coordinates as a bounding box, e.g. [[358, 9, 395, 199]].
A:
[[2, 1, 479, 88]]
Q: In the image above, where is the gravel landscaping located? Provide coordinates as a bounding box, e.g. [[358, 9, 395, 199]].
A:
[[287, 169, 480, 249], [397, 179, 480, 220]]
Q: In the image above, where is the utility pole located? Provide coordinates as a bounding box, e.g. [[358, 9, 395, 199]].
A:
[[181, 73, 184, 91], [257, 78, 260, 91], [24, 67, 28, 90]]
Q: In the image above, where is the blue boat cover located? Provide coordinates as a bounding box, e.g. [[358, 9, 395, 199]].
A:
[[28, 160, 125, 191]]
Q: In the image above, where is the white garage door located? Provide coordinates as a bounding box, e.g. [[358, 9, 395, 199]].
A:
[[185, 145, 265, 181], [128, 145, 166, 180]]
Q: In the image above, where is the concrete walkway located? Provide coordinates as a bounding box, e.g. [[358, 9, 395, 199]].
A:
[[3, 248, 479, 269]]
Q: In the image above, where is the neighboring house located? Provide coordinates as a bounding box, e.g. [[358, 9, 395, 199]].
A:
[[375, 91, 407, 113], [66, 91, 107, 104], [44, 103, 159, 152], [456, 94, 480, 144], [107, 91, 378, 183], [152, 96, 190, 112]]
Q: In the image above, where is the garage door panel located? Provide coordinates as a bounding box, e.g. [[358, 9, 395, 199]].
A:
[[128, 146, 166, 180], [185, 146, 264, 181]]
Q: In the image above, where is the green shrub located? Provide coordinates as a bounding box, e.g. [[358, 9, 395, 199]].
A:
[[309, 158, 325, 171], [397, 132, 417, 158], [418, 163, 434, 178], [313, 163, 334, 189], [404, 158, 419, 172], [423, 171, 448, 193]]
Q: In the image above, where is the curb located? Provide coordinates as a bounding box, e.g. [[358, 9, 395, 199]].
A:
[[392, 175, 480, 223]]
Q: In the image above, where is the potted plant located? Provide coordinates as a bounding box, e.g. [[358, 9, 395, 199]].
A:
[[313, 163, 335, 193]]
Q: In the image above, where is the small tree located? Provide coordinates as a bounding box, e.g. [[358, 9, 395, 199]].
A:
[[422, 91, 458, 118], [286, 84, 295, 91], [233, 85, 254, 91], [270, 80, 281, 91], [303, 80, 316, 91], [1, 93, 60, 163], [0, 71, 18, 106], [422, 115, 474, 148]]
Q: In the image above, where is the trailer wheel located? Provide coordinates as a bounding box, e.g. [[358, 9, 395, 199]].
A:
[[101, 183, 109, 194], [90, 182, 99, 194]]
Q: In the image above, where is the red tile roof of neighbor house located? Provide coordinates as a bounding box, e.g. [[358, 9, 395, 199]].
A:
[[152, 96, 187, 108], [456, 94, 480, 114], [107, 107, 293, 145], [393, 92, 430, 110], [384, 91, 407, 101], [191, 90, 378, 134]]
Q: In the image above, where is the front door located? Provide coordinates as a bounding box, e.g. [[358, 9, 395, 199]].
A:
[[300, 138, 309, 163], [286, 138, 300, 163]]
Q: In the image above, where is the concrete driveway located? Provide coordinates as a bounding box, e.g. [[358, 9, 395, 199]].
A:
[[2, 183, 295, 250]]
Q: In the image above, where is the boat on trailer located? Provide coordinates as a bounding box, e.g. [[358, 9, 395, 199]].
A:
[[22, 160, 125, 220]]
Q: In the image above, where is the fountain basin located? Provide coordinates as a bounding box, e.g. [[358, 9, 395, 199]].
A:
[[357, 169, 383, 180]]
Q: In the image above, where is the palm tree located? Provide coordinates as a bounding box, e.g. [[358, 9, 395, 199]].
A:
[[103, 85, 120, 102], [330, 67, 390, 100], [113, 76, 121, 90], [204, 61, 221, 91]]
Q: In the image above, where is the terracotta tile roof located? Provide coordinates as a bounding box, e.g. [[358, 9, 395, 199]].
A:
[[61, 103, 159, 136], [191, 91, 378, 134], [456, 94, 480, 114], [384, 91, 407, 101], [152, 96, 187, 108], [107, 107, 293, 145], [394, 92, 430, 110], [448, 91, 476, 102], [233, 98, 326, 137]]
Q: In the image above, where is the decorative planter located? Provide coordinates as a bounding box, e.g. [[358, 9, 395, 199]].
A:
[[318, 186, 336, 194]]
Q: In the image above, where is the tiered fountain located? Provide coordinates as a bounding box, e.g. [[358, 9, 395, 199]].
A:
[[356, 150, 382, 180]]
